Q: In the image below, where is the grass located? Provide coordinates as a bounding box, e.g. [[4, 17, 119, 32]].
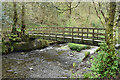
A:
[[68, 43, 90, 52]]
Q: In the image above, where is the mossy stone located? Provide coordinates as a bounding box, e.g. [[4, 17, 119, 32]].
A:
[[82, 51, 90, 61]]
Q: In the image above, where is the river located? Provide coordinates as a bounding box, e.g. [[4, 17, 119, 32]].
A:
[[2, 43, 98, 78]]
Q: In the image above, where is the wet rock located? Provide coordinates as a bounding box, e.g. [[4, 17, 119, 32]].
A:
[[115, 44, 120, 49], [7, 69, 13, 72], [21, 52, 24, 55], [82, 51, 90, 61], [14, 72, 18, 74], [70, 55, 74, 57], [29, 67, 34, 70]]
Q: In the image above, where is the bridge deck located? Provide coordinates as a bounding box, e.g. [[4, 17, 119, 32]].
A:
[[29, 33, 102, 42]]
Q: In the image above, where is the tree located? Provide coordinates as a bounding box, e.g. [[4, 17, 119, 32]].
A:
[[106, 1, 116, 54], [52, 2, 80, 18], [93, 0, 117, 53], [12, 2, 17, 34], [21, 2, 25, 34]]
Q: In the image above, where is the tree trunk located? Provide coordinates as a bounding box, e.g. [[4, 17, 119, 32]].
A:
[[21, 2, 25, 34], [116, 2, 120, 44], [12, 2, 17, 34], [69, 2, 72, 18], [106, 1, 116, 54]]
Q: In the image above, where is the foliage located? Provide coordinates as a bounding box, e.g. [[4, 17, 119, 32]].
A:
[[66, 18, 77, 27], [2, 41, 8, 53], [68, 43, 90, 52], [90, 42, 119, 78], [83, 72, 91, 79], [8, 33, 21, 42], [2, 2, 107, 30], [91, 21, 102, 28], [2, 41, 14, 54]]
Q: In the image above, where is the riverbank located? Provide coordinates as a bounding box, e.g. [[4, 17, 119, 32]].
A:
[[2, 37, 59, 55]]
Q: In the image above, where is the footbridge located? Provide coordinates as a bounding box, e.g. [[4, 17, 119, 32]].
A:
[[27, 27, 106, 45]]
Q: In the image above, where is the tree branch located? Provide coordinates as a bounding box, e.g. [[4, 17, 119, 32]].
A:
[[98, 2, 107, 22], [92, 0, 105, 27]]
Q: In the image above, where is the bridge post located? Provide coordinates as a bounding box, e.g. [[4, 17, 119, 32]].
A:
[[42, 27, 44, 39], [78, 28, 79, 37], [81, 28, 83, 43], [97, 29, 99, 39], [63, 27, 65, 41], [55, 27, 58, 41], [49, 27, 50, 40], [92, 28, 95, 44], [71, 27, 73, 42], [87, 28, 88, 38]]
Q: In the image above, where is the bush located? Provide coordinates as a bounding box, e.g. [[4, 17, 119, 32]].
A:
[[90, 42, 119, 78], [68, 43, 90, 52]]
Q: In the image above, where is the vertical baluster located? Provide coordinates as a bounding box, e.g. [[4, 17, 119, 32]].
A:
[[42, 27, 44, 39], [49, 27, 50, 40], [97, 29, 99, 39], [93, 28, 95, 44], [71, 27, 73, 42], [81, 28, 83, 43], [78, 28, 79, 37], [63, 27, 65, 41], [56, 27, 57, 41], [87, 28, 88, 38]]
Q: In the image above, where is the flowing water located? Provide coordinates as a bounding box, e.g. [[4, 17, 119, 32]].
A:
[[2, 43, 98, 78]]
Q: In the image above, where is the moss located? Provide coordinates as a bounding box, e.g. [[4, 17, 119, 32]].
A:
[[8, 33, 22, 42], [68, 43, 90, 52], [2, 41, 14, 54], [85, 51, 90, 58]]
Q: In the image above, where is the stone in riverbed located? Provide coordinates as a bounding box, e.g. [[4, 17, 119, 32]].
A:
[[82, 51, 90, 61], [115, 44, 120, 49], [7, 69, 13, 72]]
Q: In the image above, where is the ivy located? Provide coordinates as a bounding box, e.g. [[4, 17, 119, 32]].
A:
[[89, 42, 119, 78]]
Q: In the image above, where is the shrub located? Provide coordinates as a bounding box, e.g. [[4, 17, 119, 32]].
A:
[[68, 43, 90, 52], [90, 42, 119, 78], [83, 72, 91, 79]]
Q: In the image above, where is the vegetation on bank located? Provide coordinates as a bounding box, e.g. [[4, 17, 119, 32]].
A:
[[68, 43, 90, 52], [83, 42, 120, 78]]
